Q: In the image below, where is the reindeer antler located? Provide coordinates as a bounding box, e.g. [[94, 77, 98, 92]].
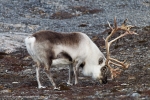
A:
[[105, 17, 137, 79]]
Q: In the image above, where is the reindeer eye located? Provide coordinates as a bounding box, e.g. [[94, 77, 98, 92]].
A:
[[99, 58, 103, 65], [101, 66, 107, 72]]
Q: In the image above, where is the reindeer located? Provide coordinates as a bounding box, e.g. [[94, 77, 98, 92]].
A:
[[25, 18, 137, 90]]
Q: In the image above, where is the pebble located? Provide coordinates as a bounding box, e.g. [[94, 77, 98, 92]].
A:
[[23, 69, 33, 74], [131, 93, 140, 99], [12, 82, 19, 84], [121, 83, 129, 86], [0, 89, 11, 93]]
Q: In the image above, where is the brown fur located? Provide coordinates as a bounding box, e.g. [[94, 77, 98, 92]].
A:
[[33, 30, 82, 46], [56, 51, 72, 61], [79, 62, 85, 68]]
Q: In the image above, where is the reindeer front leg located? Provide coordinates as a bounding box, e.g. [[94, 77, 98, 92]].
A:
[[73, 60, 82, 85], [67, 64, 74, 85]]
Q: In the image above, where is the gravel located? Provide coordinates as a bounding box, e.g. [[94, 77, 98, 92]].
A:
[[0, 0, 149, 53]]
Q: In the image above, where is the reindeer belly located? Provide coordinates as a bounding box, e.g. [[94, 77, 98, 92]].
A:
[[52, 51, 73, 66]]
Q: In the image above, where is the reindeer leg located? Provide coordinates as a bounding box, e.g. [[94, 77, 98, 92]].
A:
[[73, 64, 78, 85], [67, 64, 73, 85], [45, 69, 59, 90], [44, 60, 60, 90], [73, 61, 78, 85], [73, 61, 82, 85], [36, 62, 46, 89]]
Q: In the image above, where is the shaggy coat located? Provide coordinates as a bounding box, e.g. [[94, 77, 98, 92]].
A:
[[25, 30, 107, 89]]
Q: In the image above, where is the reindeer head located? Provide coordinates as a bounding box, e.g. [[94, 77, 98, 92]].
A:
[[93, 57, 108, 84], [103, 17, 137, 79]]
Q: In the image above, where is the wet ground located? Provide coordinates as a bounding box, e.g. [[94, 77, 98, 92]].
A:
[[0, 27, 150, 99]]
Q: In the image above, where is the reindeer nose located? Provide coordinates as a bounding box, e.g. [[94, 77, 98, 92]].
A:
[[99, 76, 107, 84], [102, 78, 107, 84]]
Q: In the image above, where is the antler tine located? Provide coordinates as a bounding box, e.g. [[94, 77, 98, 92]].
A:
[[123, 19, 128, 26], [120, 19, 136, 33], [114, 17, 117, 29], [111, 68, 121, 79], [123, 59, 127, 64], [109, 57, 130, 68], [107, 21, 113, 30], [107, 62, 121, 79], [123, 59, 130, 68]]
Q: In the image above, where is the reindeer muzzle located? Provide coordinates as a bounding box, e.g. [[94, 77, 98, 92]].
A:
[[99, 76, 107, 84]]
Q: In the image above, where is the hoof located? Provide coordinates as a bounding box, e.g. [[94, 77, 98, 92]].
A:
[[54, 87, 60, 90], [38, 86, 46, 89], [75, 82, 78, 85], [67, 82, 73, 86]]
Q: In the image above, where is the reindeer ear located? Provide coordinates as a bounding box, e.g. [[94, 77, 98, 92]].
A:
[[99, 58, 103, 65]]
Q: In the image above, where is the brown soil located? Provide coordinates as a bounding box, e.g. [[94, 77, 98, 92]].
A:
[[0, 27, 150, 100]]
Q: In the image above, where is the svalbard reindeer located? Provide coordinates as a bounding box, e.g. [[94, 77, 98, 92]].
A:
[[25, 30, 107, 90], [25, 18, 137, 90]]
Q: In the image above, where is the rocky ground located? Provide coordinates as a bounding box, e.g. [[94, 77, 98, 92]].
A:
[[0, 0, 150, 99], [0, 0, 150, 53]]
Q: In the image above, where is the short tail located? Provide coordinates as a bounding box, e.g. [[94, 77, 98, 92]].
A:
[[25, 36, 36, 56]]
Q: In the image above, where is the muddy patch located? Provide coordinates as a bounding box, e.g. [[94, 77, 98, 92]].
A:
[[50, 6, 103, 19]]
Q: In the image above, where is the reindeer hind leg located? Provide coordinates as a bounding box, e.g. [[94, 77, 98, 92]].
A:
[[36, 61, 46, 88], [44, 58, 60, 90]]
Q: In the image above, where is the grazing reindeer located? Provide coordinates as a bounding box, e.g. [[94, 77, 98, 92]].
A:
[[25, 18, 137, 90], [25, 30, 107, 90]]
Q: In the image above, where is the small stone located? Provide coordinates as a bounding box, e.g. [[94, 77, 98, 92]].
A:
[[23, 56, 32, 60], [78, 23, 88, 27], [131, 92, 140, 99], [128, 76, 136, 80], [12, 82, 19, 84], [121, 83, 129, 86], [1, 89, 11, 93], [23, 69, 33, 74], [28, 25, 40, 31]]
